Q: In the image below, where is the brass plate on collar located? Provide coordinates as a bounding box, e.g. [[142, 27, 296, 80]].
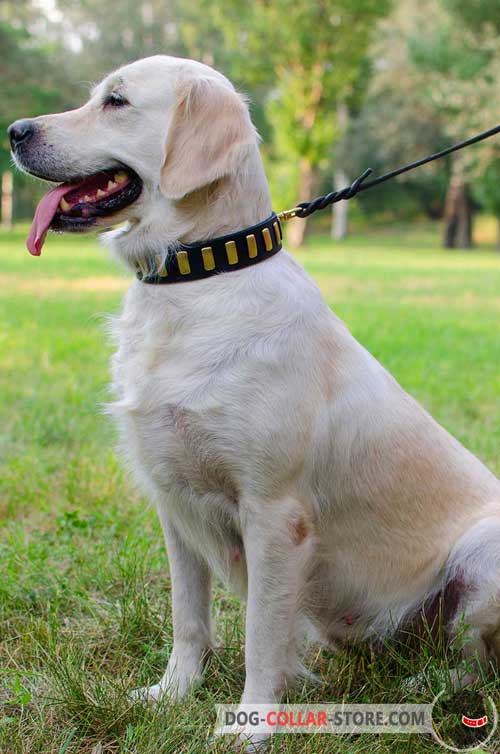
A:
[[246, 234, 258, 258], [273, 221, 282, 243], [202, 246, 215, 271], [262, 227, 273, 251], [225, 240, 238, 265], [177, 250, 191, 275]]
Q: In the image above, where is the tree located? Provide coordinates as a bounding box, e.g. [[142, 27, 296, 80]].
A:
[[0, 14, 73, 224], [406, 9, 499, 248], [180, 0, 391, 246], [346, 0, 500, 249], [445, 0, 500, 247], [52, 0, 184, 80]]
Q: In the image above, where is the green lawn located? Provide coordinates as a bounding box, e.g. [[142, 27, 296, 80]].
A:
[[1, 222, 499, 754]]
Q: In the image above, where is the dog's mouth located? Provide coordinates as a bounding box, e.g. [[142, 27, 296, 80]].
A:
[[27, 168, 143, 256]]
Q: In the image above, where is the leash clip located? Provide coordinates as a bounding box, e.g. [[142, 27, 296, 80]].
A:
[[277, 206, 301, 222]]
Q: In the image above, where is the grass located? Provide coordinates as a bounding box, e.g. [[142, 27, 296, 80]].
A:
[[1, 220, 499, 754]]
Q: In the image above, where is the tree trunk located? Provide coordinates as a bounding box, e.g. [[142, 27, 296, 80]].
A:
[[1, 170, 13, 230], [443, 174, 473, 249], [287, 158, 314, 248], [331, 103, 349, 241], [331, 168, 348, 240]]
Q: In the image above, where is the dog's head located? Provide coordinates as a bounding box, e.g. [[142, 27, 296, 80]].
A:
[[9, 55, 258, 255]]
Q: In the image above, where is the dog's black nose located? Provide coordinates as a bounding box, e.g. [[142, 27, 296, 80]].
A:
[[8, 119, 35, 150]]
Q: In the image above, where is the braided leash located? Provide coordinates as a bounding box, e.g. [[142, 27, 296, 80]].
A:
[[278, 124, 500, 222]]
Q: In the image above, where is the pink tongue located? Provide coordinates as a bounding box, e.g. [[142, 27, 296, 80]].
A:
[[27, 184, 75, 256]]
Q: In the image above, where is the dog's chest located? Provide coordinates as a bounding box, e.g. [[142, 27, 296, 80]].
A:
[[110, 307, 250, 587], [109, 279, 313, 509], [109, 310, 241, 504]]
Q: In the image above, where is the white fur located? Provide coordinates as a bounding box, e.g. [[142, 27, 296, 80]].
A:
[[17, 54, 500, 748]]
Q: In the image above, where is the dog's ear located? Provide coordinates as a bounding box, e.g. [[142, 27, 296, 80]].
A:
[[160, 76, 256, 200]]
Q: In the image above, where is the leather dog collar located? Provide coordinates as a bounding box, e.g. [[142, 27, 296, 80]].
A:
[[137, 213, 282, 284]]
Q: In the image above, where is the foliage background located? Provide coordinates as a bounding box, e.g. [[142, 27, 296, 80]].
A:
[[1, 0, 500, 246]]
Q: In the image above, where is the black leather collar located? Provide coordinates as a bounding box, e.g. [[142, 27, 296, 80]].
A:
[[137, 213, 282, 284]]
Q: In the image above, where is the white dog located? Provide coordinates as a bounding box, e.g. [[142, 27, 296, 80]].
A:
[[10, 55, 500, 746]]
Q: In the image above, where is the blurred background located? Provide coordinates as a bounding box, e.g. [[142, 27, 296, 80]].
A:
[[1, 0, 500, 248]]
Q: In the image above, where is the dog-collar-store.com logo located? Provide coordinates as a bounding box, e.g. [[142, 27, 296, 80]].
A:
[[430, 688, 498, 751], [214, 694, 498, 751]]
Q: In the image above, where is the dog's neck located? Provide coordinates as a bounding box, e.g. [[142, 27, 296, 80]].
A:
[[103, 143, 272, 273]]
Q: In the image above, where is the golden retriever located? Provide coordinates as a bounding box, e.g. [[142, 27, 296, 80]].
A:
[[10, 55, 500, 749]]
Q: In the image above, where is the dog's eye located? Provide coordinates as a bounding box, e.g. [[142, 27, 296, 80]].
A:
[[103, 92, 129, 109]]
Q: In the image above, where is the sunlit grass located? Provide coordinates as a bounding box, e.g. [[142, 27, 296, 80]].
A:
[[1, 221, 499, 753]]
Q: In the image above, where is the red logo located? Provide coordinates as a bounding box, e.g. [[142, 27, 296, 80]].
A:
[[461, 715, 488, 728]]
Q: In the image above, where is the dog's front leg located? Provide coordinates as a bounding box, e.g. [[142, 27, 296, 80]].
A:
[[217, 497, 312, 749], [241, 497, 312, 702], [134, 516, 212, 703]]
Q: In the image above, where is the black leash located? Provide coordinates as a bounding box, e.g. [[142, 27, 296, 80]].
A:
[[138, 123, 500, 285], [278, 124, 500, 221]]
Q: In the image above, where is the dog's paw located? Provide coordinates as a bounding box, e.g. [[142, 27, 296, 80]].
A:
[[211, 726, 270, 752], [130, 666, 205, 706], [210, 723, 271, 754], [129, 683, 167, 705]]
